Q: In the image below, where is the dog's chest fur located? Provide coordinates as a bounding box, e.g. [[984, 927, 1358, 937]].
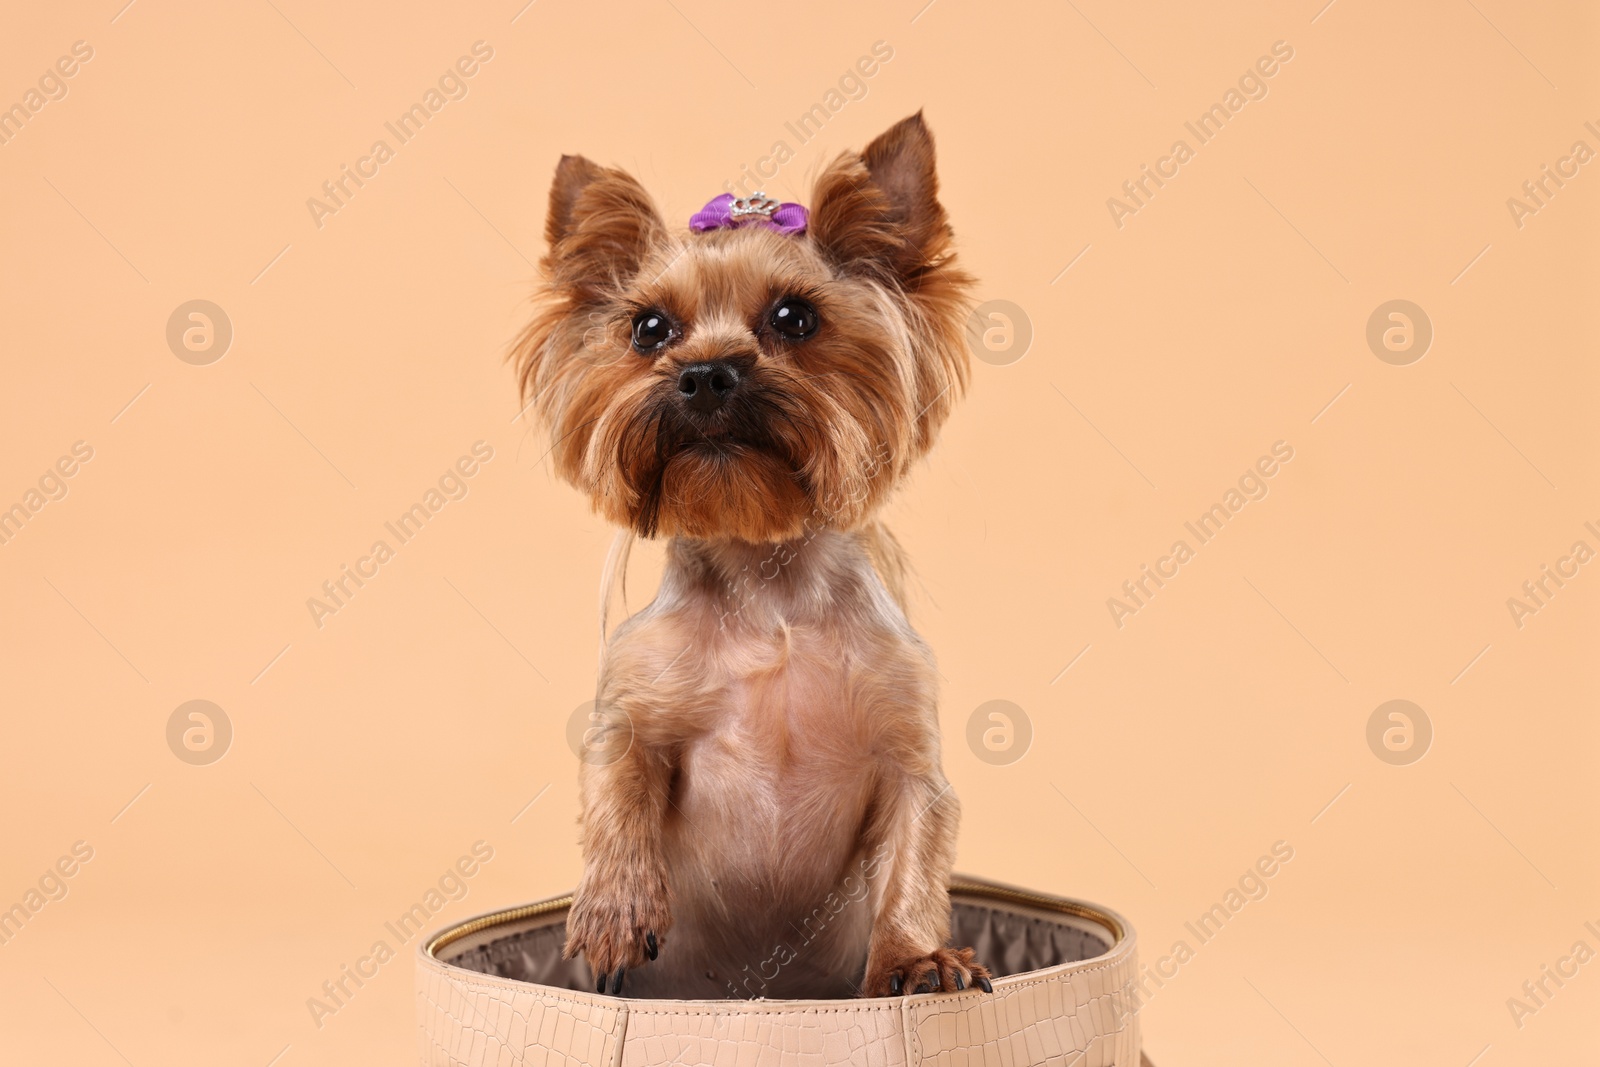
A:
[[604, 531, 936, 997]]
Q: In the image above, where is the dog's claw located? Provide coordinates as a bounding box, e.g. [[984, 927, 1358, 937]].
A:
[[870, 946, 989, 998], [596, 973, 606, 993], [609, 965, 626, 995], [645, 931, 658, 961]]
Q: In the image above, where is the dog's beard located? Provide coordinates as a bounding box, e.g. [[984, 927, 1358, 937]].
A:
[[619, 389, 815, 540]]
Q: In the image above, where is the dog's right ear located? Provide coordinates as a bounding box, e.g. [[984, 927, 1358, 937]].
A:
[[544, 155, 665, 299]]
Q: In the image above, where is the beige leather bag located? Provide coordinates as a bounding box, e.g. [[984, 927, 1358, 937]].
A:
[[417, 875, 1146, 1066]]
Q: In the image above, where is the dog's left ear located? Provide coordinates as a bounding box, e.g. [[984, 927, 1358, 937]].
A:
[[809, 112, 952, 283]]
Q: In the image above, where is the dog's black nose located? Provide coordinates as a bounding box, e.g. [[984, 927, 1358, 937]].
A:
[[677, 361, 740, 414]]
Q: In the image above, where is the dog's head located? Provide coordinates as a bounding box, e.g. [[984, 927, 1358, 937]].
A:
[[515, 113, 971, 541]]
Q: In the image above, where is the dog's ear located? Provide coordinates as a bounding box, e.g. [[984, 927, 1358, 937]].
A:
[[809, 112, 952, 284], [544, 154, 665, 298]]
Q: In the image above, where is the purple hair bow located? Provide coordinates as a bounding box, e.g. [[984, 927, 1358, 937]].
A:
[[689, 192, 809, 235]]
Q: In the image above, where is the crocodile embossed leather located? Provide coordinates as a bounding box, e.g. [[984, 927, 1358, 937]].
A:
[[417, 875, 1146, 1066]]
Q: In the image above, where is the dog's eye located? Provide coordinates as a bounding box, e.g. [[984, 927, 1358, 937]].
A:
[[770, 299, 819, 341], [631, 310, 674, 353]]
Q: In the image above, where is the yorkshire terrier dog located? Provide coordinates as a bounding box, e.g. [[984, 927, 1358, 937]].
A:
[[516, 113, 991, 1000]]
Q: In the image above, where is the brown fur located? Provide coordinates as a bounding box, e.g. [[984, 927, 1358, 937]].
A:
[[516, 113, 987, 999]]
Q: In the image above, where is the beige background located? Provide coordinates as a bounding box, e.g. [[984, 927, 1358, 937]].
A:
[[1, 0, 1595, 1064]]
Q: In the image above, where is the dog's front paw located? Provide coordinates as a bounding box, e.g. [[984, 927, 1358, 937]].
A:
[[864, 946, 992, 997], [562, 876, 671, 995]]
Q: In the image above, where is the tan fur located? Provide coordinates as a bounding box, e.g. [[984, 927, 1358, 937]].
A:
[[517, 113, 987, 998]]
